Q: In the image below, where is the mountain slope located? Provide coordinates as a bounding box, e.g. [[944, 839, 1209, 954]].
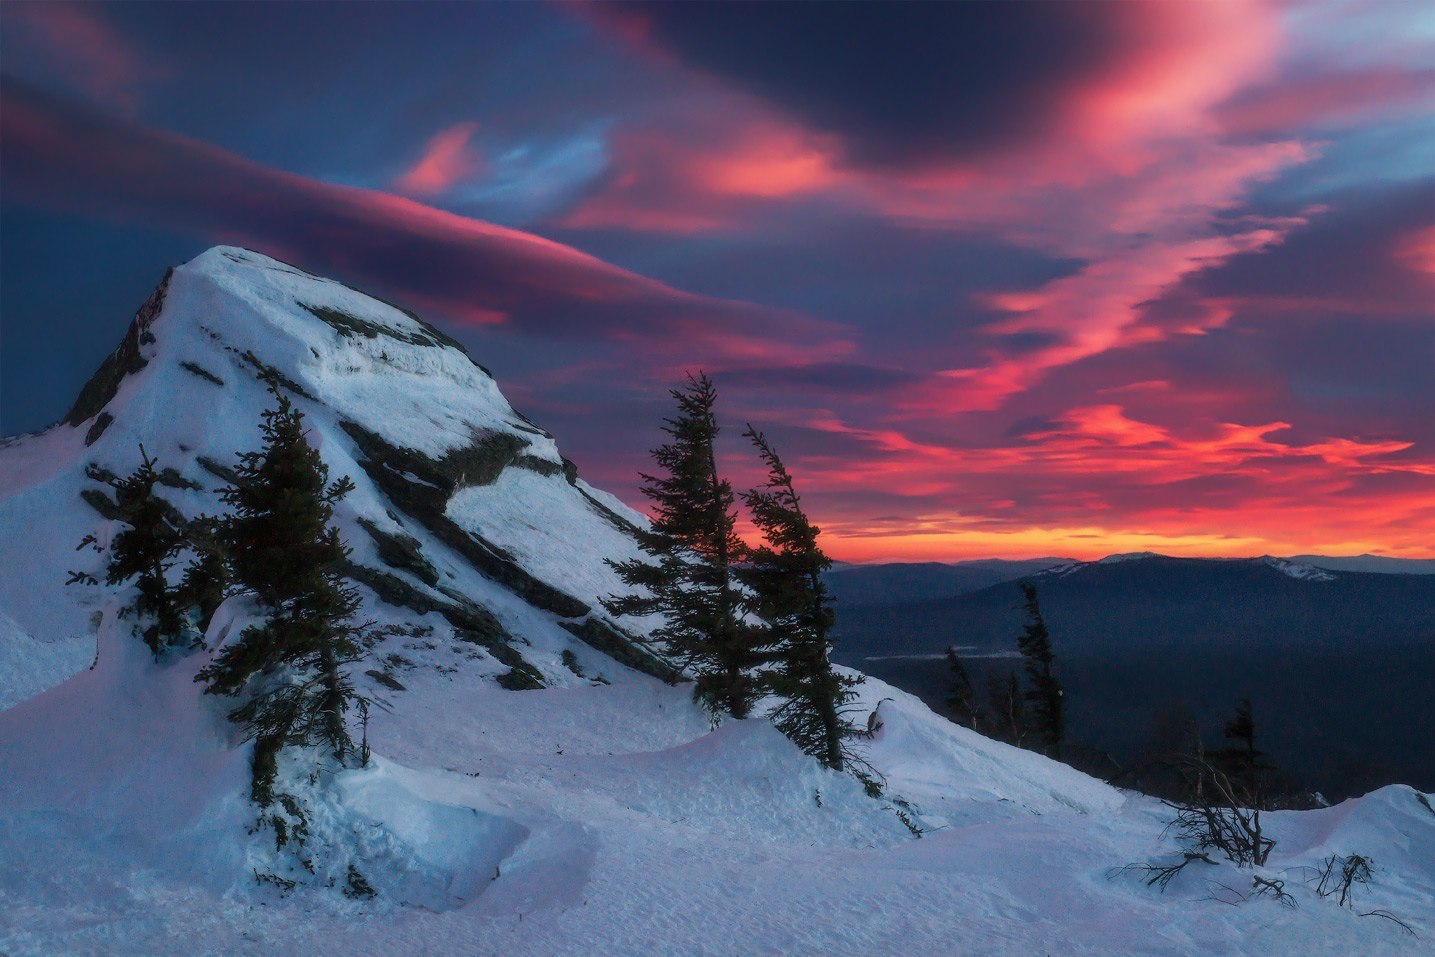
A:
[[1, 249, 1431, 954]]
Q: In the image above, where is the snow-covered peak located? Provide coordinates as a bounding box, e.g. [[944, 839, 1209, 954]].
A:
[[1097, 551, 1165, 564], [0, 246, 661, 710], [1262, 556, 1338, 582]]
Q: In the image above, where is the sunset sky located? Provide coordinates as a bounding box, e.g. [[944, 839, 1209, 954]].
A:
[[2, 1, 1431, 561]]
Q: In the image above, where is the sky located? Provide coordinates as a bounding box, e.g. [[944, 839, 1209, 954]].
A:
[[1, 1, 1432, 562]]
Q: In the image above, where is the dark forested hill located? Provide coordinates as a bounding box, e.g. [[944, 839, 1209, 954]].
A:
[[830, 556, 1435, 798]]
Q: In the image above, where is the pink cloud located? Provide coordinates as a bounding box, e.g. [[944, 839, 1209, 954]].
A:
[[394, 121, 484, 196], [1393, 225, 1435, 277], [0, 80, 853, 373], [1217, 67, 1434, 135], [2, 3, 163, 113]]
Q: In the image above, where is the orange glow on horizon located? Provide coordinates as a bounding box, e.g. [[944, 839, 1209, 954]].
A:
[[818, 523, 1435, 565]]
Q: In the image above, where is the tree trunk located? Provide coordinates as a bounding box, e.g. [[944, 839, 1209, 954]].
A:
[[319, 643, 347, 764]]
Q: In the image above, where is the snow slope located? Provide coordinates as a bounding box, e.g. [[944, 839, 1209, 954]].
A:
[[2, 248, 1431, 955]]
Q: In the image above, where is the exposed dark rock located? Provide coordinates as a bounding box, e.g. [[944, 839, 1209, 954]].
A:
[[559, 617, 679, 683], [310, 274, 497, 377], [84, 463, 119, 485], [356, 518, 439, 587], [230, 348, 317, 401], [339, 420, 590, 618], [578, 486, 643, 536], [342, 562, 544, 689], [365, 669, 407, 692], [196, 456, 240, 485], [79, 488, 123, 521], [179, 361, 225, 386], [156, 468, 203, 491], [300, 302, 441, 348], [65, 269, 172, 427], [495, 664, 545, 691], [83, 413, 113, 447], [513, 455, 563, 477]]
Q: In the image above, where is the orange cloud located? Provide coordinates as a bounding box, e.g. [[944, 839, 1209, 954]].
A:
[[741, 402, 1435, 562], [558, 118, 842, 233]]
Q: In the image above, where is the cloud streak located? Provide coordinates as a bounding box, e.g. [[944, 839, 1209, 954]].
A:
[[0, 79, 850, 370], [394, 121, 484, 196]]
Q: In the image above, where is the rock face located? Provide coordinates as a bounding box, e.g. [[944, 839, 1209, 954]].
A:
[[0, 246, 668, 711]]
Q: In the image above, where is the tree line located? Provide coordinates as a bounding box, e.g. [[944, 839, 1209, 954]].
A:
[[943, 582, 1065, 759]]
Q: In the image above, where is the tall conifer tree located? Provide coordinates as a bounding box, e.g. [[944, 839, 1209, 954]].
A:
[[197, 388, 363, 804], [740, 426, 861, 771], [944, 646, 980, 730], [986, 669, 1027, 747], [603, 373, 761, 718], [1016, 582, 1064, 758]]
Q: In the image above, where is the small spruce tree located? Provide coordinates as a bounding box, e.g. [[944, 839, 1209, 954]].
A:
[[96, 446, 187, 656], [739, 425, 861, 771], [1016, 582, 1064, 759], [1213, 698, 1272, 809], [196, 388, 363, 804], [603, 373, 761, 719]]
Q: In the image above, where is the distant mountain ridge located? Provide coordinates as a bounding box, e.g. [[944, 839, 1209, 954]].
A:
[[830, 552, 1435, 797]]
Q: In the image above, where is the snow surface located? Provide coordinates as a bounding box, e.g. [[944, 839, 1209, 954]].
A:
[[2, 248, 1432, 955], [1261, 556, 1338, 582], [1097, 551, 1164, 564], [1290, 554, 1435, 576], [2, 612, 1431, 956]]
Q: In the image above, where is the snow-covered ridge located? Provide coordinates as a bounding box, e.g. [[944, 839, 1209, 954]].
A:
[[0, 245, 662, 711], [1262, 555, 1338, 582], [1097, 550, 1163, 564]]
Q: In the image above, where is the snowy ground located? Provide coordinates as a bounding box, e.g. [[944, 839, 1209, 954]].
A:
[[1, 610, 1430, 956]]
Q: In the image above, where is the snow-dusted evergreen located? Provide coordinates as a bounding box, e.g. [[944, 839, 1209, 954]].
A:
[[0, 248, 1431, 955]]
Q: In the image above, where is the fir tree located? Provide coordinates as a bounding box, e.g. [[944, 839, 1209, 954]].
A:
[[96, 446, 187, 656], [986, 669, 1027, 747], [602, 373, 761, 719], [740, 425, 862, 771], [196, 388, 363, 804], [1016, 582, 1064, 758], [944, 646, 980, 730], [1214, 698, 1272, 808]]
